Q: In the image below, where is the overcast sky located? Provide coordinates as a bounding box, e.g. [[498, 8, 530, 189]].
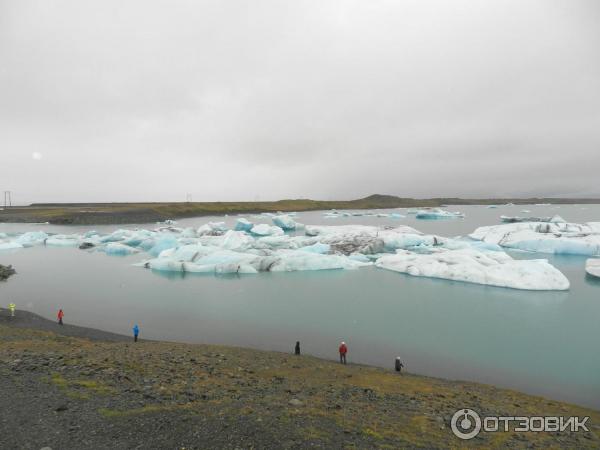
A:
[[1, 0, 599, 203]]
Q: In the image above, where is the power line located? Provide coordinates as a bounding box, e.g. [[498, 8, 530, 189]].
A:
[[3, 191, 11, 208]]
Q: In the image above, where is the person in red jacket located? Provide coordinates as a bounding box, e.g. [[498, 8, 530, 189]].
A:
[[57, 309, 64, 325], [339, 341, 347, 364]]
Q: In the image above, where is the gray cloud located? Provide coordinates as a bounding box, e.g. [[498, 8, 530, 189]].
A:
[[1, 0, 599, 203]]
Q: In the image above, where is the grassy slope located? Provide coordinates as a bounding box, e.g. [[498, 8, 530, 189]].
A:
[[1, 325, 598, 448], [2, 194, 600, 224]]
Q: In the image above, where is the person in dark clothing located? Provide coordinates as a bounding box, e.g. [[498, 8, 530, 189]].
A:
[[395, 357, 404, 373], [294, 341, 300, 355], [133, 324, 139, 342], [57, 309, 64, 325]]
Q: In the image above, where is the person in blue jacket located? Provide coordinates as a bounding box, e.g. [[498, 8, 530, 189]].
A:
[[133, 324, 139, 342]]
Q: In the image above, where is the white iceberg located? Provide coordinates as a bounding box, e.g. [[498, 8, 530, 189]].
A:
[[251, 224, 284, 236], [220, 230, 255, 251], [375, 248, 570, 290], [263, 250, 370, 272], [585, 259, 600, 278], [46, 235, 80, 247], [197, 222, 228, 236], [470, 222, 600, 256], [298, 242, 330, 254], [100, 229, 131, 243]]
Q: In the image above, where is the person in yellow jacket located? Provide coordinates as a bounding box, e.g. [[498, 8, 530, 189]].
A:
[[8, 302, 16, 317]]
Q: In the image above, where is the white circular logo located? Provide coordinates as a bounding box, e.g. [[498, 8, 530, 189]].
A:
[[451, 409, 482, 440]]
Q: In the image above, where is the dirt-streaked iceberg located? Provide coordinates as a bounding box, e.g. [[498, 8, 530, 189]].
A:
[[375, 248, 570, 290]]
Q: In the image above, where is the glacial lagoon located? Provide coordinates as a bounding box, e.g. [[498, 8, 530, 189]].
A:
[[1, 204, 599, 408]]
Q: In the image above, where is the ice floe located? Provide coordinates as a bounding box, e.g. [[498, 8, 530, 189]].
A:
[[375, 248, 570, 290], [272, 214, 302, 231], [234, 218, 254, 232], [1, 218, 582, 290], [250, 224, 284, 236], [416, 209, 464, 219], [585, 259, 600, 278], [470, 221, 600, 256]]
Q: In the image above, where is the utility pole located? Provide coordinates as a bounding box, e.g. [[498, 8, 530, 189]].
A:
[[3, 191, 11, 208]]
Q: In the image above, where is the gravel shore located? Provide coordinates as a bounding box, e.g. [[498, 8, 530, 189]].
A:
[[1, 309, 598, 449]]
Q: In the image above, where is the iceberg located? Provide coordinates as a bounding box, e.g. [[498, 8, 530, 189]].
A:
[[104, 243, 139, 256], [193, 249, 258, 266], [470, 222, 600, 256], [298, 242, 331, 254], [304, 224, 424, 255], [272, 215, 299, 231], [148, 234, 179, 256], [500, 216, 551, 223], [46, 235, 80, 247], [197, 222, 228, 236], [375, 248, 570, 290], [0, 241, 23, 251], [264, 250, 370, 272], [416, 209, 464, 219], [234, 218, 254, 232], [390, 213, 405, 219], [585, 259, 600, 278], [250, 224, 284, 236], [180, 227, 197, 238], [15, 231, 49, 247], [382, 233, 441, 251], [100, 229, 131, 243], [215, 263, 258, 274]]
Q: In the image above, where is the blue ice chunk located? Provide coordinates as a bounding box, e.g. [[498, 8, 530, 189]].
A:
[[234, 218, 254, 231], [416, 209, 464, 219], [272, 215, 298, 230], [104, 243, 138, 256], [15, 231, 49, 246], [148, 234, 179, 257]]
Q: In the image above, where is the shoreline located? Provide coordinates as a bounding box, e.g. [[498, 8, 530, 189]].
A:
[[2, 195, 600, 225], [2, 308, 599, 410], [1, 308, 599, 448]]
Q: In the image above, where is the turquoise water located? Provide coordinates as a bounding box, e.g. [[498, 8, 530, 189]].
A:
[[1, 204, 599, 409]]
